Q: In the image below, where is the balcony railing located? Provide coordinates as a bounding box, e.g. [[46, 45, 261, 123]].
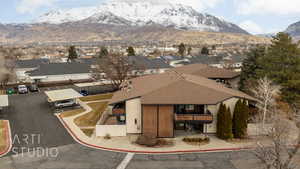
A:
[[112, 108, 125, 115], [174, 114, 213, 123]]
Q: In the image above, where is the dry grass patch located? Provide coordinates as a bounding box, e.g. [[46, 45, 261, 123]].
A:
[[79, 93, 113, 102], [74, 101, 108, 127], [61, 109, 85, 118], [0, 121, 7, 153], [81, 129, 94, 137]]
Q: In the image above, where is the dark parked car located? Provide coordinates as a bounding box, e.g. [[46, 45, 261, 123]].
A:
[[80, 90, 88, 96], [29, 84, 39, 92]]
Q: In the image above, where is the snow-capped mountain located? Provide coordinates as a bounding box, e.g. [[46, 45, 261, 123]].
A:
[[35, 0, 248, 34]]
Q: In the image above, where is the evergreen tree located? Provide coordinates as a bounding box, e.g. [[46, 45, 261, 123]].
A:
[[99, 46, 109, 58], [233, 99, 249, 139], [217, 103, 233, 139], [68, 46, 78, 62], [127, 46, 135, 56], [201, 47, 209, 55], [241, 99, 249, 134], [233, 100, 243, 138], [239, 46, 266, 92], [257, 32, 300, 104], [217, 103, 225, 138], [178, 43, 186, 57], [223, 107, 233, 139]]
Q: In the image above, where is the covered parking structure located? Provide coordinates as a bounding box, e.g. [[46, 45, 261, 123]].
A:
[[74, 81, 115, 95], [0, 95, 9, 116], [45, 89, 82, 108]]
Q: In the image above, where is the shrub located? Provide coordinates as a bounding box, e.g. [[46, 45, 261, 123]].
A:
[[136, 135, 158, 147], [182, 137, 210, 143], [104, 134, 111, 140]]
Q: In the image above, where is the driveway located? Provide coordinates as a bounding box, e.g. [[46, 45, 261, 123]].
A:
[[4, 93, 74, 154]]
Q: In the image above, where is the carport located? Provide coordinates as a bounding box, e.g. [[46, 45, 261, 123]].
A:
[[45, 88, 82, 103], [0, 95, 9, 116], [74, 81, 114, 95], [0, 95, 9, 108]]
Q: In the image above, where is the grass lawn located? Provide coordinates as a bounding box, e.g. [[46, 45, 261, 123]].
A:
[[81, 129, 94, 137], [0, 121, 7, 153], [61, 109, 85, 118], [79, 93, 113, 102], [74, 101, 108, 127]]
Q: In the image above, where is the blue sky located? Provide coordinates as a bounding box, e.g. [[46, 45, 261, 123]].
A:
[[1, 0, 300, 34]]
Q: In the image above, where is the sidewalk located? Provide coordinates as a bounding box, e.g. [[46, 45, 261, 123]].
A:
[[0, 120, 12, 157], [56, 100, 255, 154]]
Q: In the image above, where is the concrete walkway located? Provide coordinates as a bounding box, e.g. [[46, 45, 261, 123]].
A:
[[56, 99, 256, 154]]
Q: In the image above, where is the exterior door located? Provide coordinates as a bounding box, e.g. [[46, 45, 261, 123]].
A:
[[158, 105, 174, 138], [142, 105, 158, 137]]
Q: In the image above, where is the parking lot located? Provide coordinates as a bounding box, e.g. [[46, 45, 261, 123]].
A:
[[3, 92, 75, 154]]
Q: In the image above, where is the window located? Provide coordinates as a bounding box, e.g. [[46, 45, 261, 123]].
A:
[[186, 105, 195, 111]]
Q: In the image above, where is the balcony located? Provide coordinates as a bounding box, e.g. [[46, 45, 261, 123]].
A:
[[174, 114, 213, 124], [112, 108, 125, 115]]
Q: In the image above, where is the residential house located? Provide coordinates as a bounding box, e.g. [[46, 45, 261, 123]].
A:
[[128, 55, 172, 75], [104, 72, 255, 138], [15, 59, 50, 82], [26, 62, 92, 83], [168, 64, 241, 89]]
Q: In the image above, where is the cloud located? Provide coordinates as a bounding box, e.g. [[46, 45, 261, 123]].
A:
[[16, 0, 58, 14], [168, 0, 222, 11], [239, 20, 264, 34], [235, 0, 300, 15]]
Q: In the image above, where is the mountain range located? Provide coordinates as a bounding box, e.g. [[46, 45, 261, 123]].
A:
[[0, 0, 273, 45], [35, 0, 248, 34]]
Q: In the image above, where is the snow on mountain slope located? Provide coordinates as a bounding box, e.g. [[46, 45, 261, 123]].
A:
[[35, 0, 248, 34]]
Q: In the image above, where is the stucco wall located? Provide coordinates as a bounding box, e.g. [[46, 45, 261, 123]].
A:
[[96, 125, 126, 137], [126, 98, 142, 134], [205, 97, 239, 133], [38, 73, 92, 82]]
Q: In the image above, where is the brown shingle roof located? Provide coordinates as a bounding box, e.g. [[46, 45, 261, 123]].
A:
[[168, 64, 240, 79], [109, 72, 256, 105]]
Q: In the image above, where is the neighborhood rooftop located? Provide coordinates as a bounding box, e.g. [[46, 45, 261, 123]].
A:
[[110, 72, 255, 105], [27, 62, 91, 76], [168, 64, 240, 79]]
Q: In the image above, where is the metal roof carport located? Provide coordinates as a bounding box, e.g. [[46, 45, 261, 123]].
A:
[[45, 89, 82, 103]]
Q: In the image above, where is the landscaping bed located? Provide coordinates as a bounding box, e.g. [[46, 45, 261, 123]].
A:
[[135, 135, 174, 148], [81, 129, 95, 137], [60, 109, 85, 118], [182, 136, 210, 146], [74, 101, 109, 127]]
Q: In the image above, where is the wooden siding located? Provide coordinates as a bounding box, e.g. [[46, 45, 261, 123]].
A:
[[158, 105, 174, 138], [142, 105, 158, 137]]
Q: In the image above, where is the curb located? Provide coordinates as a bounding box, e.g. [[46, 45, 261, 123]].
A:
[[0, 120, 12, 157], [56, 114, 253, 154]]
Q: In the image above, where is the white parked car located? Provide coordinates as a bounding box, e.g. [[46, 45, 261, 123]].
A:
[[54, 100, 76, 108], [18, 85, 28, 94]]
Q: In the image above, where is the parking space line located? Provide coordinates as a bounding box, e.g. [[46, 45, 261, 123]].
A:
[[116, 153, 134, 169]]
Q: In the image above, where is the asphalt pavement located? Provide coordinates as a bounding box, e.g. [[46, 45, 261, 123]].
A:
[[4, 93, 74, 154]]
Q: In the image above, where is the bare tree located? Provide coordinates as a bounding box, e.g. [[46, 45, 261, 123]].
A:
[[93, 53, 144, 90], [254, 109, 300, 169], [251, 77, 281, 129], [0, 47, 17, 89]]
